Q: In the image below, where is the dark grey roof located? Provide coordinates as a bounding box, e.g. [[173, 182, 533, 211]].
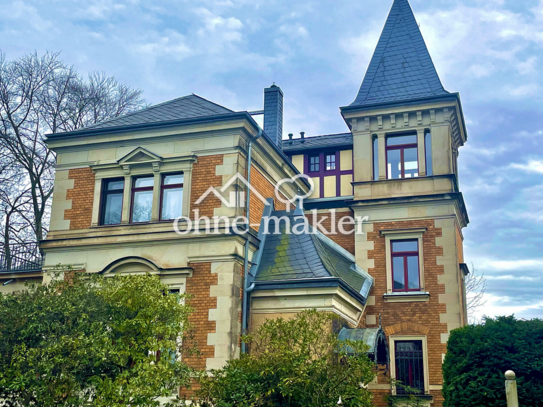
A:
[[350, 0, 449, 107], [282, 133, 353, 153], [82, 94, 234, 131], [248, 206, 373, 302]]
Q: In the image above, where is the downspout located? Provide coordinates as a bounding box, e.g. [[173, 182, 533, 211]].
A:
[[241, 127, 262, 354]]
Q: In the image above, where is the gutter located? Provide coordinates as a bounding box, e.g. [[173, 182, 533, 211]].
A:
[[241, 127, 262, 354], [45, 111, 307, 187]]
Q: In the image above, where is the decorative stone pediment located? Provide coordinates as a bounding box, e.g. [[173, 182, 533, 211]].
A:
[[118, 147, 163, 174]]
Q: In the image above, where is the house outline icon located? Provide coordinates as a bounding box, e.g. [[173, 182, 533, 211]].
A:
[[194, 173, 271, 208]]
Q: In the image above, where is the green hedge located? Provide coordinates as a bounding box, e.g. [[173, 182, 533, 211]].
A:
[[443, 316, 543, 406]]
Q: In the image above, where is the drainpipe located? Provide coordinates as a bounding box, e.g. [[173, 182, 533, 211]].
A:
[[241, 127, 262, 354]]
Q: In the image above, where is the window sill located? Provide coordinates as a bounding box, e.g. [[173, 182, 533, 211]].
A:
[[383, 292, 430, 303], [390, 394, 433, 402]]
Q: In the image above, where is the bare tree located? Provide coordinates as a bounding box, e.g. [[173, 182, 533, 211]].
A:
[[0, 51, 145, 266], [466, 263, 487, 323]]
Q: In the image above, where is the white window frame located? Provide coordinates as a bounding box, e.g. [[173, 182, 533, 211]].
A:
[[389, 335, 430, 396], [381, 228, 429, 302]]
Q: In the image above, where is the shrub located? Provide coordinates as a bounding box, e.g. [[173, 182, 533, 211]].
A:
[[0, 272, 196, 406], [195, 310, 376, 407], [443, 316, 543, 406]]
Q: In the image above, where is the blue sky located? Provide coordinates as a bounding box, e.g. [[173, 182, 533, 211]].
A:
[[1, 0, 542, 319]]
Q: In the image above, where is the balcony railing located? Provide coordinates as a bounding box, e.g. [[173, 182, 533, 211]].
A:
[[0, 243, 44, 273]]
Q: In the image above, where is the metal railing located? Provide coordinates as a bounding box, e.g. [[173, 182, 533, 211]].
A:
[[395, 341, 425, 395], [0, 243, 44, 273]]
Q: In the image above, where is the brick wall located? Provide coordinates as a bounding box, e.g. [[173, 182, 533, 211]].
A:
[[184, 262, 218, 371], [249, 165, 287, 229], [190, 155, 224, 219], [364, 219, 448, 406], [305, 210, 355, 255], [64, 168, 95, 230]]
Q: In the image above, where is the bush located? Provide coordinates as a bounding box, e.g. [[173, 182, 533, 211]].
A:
[[195, 310, 376, 407], [443, 316, 543, 406], [0, 272, 196, 406]]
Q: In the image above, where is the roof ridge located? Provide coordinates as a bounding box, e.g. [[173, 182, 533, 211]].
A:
[[190, 93, 235, 113], [83, 94, 196, 130]]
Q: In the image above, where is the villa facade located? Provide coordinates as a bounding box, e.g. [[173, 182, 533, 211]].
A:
[[0, 0, 470, 405]]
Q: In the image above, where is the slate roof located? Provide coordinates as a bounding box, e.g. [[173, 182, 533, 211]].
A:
[[248, 207, 373, 302], [81, 94, 234, 131], [350, 0, 449, 107], [282, 133, 353, 153]]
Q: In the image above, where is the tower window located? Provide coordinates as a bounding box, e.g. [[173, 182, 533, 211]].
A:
[[425, 131, 433, 176], [373, 136, 379, 181], [386, 134, 418, 179]]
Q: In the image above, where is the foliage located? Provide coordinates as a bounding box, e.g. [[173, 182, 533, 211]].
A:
[[0, 51, 146, 256], [443, 316, 543, 407], [385, 381, 429, 407], [0, 272, 196, 406], [195, 310, 376, 407]]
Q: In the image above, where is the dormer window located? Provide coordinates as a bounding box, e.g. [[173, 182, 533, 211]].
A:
[[386, 134, 418, 179]]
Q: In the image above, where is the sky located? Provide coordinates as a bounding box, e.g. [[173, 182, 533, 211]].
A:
[[1, 0, 542, 320]]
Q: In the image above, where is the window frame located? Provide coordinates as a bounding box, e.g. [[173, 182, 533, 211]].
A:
[[391, 239, 421, 293], [130, 175, 155, 224], [390, 336, 429, 396], [381, 228, 427, 299], [386, 133, 419, 179], [100, 178, 125, 226], [325, 153, 336, 171], [373, 135, 379, 181], [424, 130, 433, 176], [309, 154, 320, 173], [159, 173, 184, 221]]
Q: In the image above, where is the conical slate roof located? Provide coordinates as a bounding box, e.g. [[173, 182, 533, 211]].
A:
[[350, 0, 449, 107]]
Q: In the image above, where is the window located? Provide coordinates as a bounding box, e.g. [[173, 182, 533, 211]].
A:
[[160, 173, 184, 221], [386, 134, 418, 179], [425, 131, 433, 176], [131, 176, 154, 223], [373, 136, 379, 181], [391, 240, 420, 292], [325, 153, 336, 171], [309, 155, 320, 172], [100, 178, 124, 225], [395, 340, 424, 395]]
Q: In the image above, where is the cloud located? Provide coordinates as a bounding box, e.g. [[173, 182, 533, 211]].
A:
[[472, 293, 543, 321], [0, 1, 52, 32], [510, 160, 543, 174]]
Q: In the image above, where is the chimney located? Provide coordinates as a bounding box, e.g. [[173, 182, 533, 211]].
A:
[[263, 83, 284, 149]]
